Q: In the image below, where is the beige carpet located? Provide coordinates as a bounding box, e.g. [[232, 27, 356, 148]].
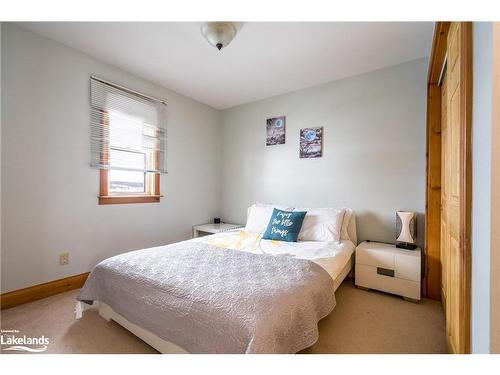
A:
[[0, 279, 447, 354]]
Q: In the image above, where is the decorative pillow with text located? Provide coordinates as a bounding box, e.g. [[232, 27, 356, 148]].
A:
[[262, 208, 307, 242]]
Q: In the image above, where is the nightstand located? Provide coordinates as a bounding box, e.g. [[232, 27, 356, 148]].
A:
[[192, 223, 243, 238], [355, 241, 421, 302]]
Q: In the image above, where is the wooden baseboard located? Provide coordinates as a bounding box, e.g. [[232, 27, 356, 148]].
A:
[[0, 272, 89, 310]]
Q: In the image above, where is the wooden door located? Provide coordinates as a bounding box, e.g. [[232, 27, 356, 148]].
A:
[[440, 22, 472, 354], [425, 21, 471, 353]]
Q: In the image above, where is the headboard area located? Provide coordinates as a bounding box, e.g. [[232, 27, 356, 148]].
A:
[[245, 203, 358, 245], [347, 211, 357, 246]]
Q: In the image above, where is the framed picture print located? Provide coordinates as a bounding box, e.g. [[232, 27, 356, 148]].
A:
[[266, 116, 286, 145], [299, 127, 323, 158]]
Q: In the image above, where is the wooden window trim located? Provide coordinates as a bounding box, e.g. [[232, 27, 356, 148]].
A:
[[98, 170, 161, 205], [97, 109, 162, 205]]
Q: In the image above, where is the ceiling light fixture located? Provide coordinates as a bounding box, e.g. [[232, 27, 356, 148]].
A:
[[201, 22, 237, 51]]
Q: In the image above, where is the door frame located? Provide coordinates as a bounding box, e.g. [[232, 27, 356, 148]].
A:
[[424, 22, 449, 301], [424, 22, 472, 353]]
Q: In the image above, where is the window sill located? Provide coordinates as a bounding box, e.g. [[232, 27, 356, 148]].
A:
[[98, 195, 162, 205]]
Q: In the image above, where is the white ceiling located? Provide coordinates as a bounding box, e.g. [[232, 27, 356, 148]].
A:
[[18, 22, 433, 109]]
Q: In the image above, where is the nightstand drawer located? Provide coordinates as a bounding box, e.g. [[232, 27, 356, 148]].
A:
[[395, 253, 420, 282], [355, 241, 421, 301], [356, 247, 394, 269], [356, 264, 420, 300]]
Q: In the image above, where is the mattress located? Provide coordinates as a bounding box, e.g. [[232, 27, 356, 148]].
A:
[[194, 230, 355, 282]]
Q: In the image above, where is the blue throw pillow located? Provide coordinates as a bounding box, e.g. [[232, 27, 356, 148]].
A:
[[262, 208, 307, 242]]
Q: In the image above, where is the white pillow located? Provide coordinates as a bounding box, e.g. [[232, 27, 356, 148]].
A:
[[255, 202, 292, 210], [246, 203, 291, 223], [296, 207, 345, 242], [245, 205, 275, 233], [340, 207, 353, 241]]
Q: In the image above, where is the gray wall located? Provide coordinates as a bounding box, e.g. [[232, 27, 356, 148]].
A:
[[471, 22, 492, 354], [1, 24, 221, 292], [220, 58, 427, 247]]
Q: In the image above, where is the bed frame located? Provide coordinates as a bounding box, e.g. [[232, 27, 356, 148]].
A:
[[97, 213, 358, 354]]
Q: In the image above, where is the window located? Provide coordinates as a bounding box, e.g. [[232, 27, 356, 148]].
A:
[[90, 77, 166, 205]]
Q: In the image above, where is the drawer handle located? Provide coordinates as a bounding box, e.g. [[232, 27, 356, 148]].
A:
[[377, 267, 395, 277]]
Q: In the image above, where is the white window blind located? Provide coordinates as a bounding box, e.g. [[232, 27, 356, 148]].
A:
[[90, 77, 167, 175]]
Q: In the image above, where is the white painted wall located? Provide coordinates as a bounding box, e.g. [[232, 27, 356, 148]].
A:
[[220, 59, 427, 247], [0, 22, 2, 292], [471, 22, 493, 354], [1, 24, 221, 293]]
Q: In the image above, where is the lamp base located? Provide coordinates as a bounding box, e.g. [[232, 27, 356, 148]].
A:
[[396, 242, 417, 250]]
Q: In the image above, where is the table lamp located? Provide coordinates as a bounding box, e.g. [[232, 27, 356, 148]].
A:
[[396, 211, 417, 250]]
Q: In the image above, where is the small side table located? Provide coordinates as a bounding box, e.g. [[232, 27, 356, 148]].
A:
[[355, 241, 421, 302], [192, 223, 243, 238]]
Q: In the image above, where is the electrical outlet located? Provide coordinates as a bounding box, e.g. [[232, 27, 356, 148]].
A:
[[59, 252, 69, 266]]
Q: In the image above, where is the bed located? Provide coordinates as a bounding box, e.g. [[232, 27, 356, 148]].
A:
[[76, 211, 357, 354]]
